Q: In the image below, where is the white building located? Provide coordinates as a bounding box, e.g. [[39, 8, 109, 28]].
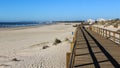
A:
[[87, 19, 95, 24], [96, 18, 106, 22]]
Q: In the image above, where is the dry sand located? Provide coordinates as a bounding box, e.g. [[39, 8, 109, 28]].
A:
[[0, 23, 76, 68]]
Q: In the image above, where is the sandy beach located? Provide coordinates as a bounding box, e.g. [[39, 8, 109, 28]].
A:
[[0, 23, 76, 68]]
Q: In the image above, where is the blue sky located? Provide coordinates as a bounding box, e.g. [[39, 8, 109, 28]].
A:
[[0, 0, 120, 21]]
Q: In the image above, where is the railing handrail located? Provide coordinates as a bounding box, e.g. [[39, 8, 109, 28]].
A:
[[91, 26, 120, 45], [93, 26, 120, 34], [69, 26, 80, 68], [69, 40, 76, 68]]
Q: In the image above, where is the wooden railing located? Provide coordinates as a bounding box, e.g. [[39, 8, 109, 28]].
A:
[[89, 26, 120, 45], [66, 26, 78, 68]]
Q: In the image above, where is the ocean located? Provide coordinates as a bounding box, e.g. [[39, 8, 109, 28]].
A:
[[0, 22, 52, 28]]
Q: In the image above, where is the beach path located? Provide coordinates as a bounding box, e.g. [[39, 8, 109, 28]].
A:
[[69, 25, 120, 68]]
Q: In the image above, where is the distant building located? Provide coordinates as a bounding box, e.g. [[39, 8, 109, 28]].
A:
[[96, 18, 106, 22], [87, 19, 95, 24]]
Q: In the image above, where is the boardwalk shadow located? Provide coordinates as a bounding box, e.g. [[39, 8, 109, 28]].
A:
[[70, 27, 120, 68], [74, 59, 109, 67], [75, 51, 101, 56], [84, 27, 120, 67], [76, 46, 98, 49]]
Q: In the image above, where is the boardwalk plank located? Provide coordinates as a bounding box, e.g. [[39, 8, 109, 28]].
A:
[[69, 26, 120, 68]]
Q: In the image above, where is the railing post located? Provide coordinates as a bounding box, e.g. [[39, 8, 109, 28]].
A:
[[102, 29, 104, 37], [119, 34, 120, 44], [99, 28, 100, 34], [103, 29, 105, 37], [92, 26, 94, 32], [71, 42, 74, 52], [96, 27, 98, 33], [96, 27, 97, 33], [101, 28, 103, 36], [100, 28, 101, 35], [113, 32, 115, 43], [94, 27, 95, 32], [66, 52, 71, 68], [109, 31, 110, 38], [98, 28, 99, 34], [97, 27, 99, 33], [95, 27, 96, 32], [106, 30, 107, 37], [104, 29, 105, 37]]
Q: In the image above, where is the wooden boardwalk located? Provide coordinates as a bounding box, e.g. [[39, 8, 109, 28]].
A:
[[68, 25, 120, 68]]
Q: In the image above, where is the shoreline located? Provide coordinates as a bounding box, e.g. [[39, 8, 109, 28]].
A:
[[0, 23, 72, 31], [0, 23, 55, 31]]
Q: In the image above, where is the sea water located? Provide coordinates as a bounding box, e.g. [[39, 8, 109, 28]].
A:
[[0, 22, 52, 28]]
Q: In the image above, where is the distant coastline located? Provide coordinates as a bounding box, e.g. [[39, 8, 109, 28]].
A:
[[0, 21, 84, 28], [0, 21, 53, 28]]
